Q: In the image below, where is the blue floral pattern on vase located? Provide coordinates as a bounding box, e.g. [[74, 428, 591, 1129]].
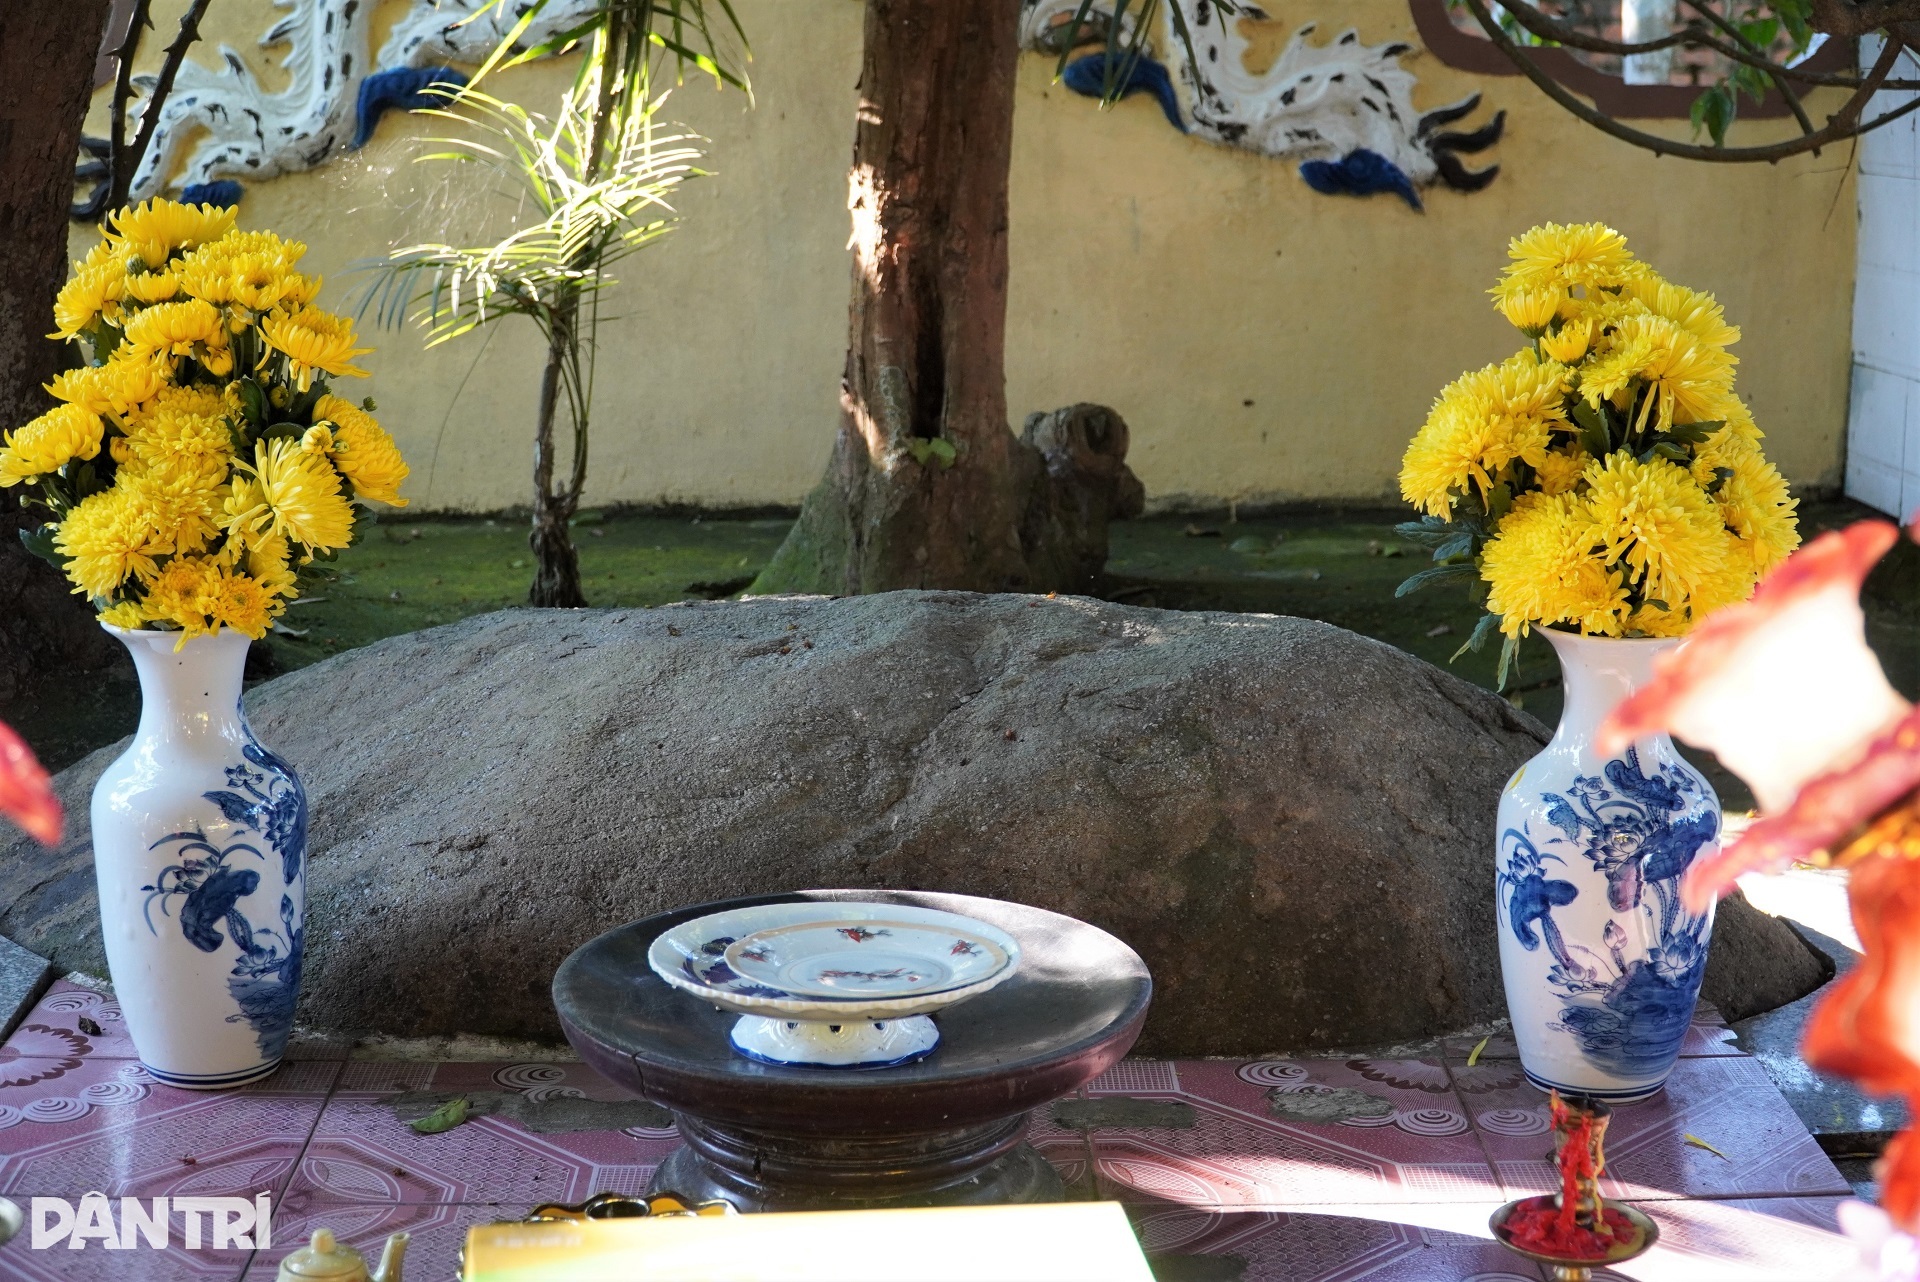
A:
[[142, 726, 306, 1062], [1498, 747, 1718, 1081]]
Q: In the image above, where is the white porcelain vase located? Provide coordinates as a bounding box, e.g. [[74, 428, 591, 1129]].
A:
[[1495, 628, 1720, 1104], [92, 626, 306, 1089]]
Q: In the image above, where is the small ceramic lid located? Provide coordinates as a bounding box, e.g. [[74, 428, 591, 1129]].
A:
[[278, 1229, 370, 1281]]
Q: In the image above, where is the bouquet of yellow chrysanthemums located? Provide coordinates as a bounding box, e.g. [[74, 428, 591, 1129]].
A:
[[1397, 221, 1799, 682], [0, 197, 408, 642]]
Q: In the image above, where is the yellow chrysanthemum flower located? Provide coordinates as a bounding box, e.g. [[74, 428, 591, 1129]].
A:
[[1578, 312, 1737, 431], [243, 531, 299, 600], [144, 556, 282, 641], [1502, 222, 1638, 293], [46, 355, 172, 423], [1535, 445, 1588, 496], [97, 600, 149, 630], [1622, 275, 1740, 350], [279, 273, 324, 310], [121, 298, 228, 365], [224, 436, 356, 553], [260, 306, 371, 390], [53, 486, 170, 597], [1581, 451, 1733, 608], [122, 269, 180, 305], [119, 404, 234, 492], [1399, 352, 1568, 517], [115, 466, 224, 558], [50, 243, 129, 342], [175, 230, 308, 315], [0, 404, 104, 487], [1482, 492, 1631, 637], [104, 198, 237, 271], [1712, 447, 1800, 574], [1492, 282, 1563, 334], [314, 394, 409, 507], [139, 558, 223, 643], [1538, 318, 1593, 365]]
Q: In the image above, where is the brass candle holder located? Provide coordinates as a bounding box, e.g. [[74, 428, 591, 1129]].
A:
[[1489, 1092, 1660, 1280]]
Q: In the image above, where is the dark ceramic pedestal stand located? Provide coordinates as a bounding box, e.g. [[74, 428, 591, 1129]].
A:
[[553, 889, 1152, 1212]]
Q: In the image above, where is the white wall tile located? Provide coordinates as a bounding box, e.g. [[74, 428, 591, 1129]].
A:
[[1850, 362, 1908, 468], [1848, 47, 1920, 514], [1852, 268, 1920, 378], [1903, 389, 1920, 522], [1857, 172, 1919, 274]]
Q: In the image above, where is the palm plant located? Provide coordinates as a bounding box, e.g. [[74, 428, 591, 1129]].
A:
[[364, 0, 734, 607]]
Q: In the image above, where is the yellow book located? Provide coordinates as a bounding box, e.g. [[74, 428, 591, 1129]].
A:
[[462, 1201, 1155, 1282]]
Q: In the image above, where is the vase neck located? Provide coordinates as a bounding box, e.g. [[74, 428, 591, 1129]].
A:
[[1544, 630, 1681, 751], [110, 627, 253, 753]]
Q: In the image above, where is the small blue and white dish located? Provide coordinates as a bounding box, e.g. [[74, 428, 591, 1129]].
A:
[[648, 902, 1021, 1069]]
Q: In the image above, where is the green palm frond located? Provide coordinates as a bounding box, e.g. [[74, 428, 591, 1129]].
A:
[[461, 0, 749, 96], [360, 82, 704, 347]]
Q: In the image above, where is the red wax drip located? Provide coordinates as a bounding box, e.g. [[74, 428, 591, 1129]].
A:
[[1504, 1200, 1637, 1260], [1505, 1100, 1635, 1259]]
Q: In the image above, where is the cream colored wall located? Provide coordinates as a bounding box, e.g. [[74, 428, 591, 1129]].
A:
[[78, 0, 1855, 511]]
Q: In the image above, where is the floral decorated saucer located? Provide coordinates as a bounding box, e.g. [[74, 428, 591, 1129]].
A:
[[648, 902, 1021, 1069]]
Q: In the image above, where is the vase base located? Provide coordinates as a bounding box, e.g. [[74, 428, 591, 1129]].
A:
[[1522, 1067, 1665, 1106], [143, 1060, 281, 1091]]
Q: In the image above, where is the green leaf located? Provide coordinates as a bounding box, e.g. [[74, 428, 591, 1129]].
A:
[[1486, 482, 1513, 523], [409, 1096, 471, 1135], [1432, 532, 1475, 563], [1663, 420, 1720, 445], [259, 421, 308, 445], [17, 524, 67, 571], [1571, 401, 1612, 459], [906, 437, 957, 469], [1691, 84, 1737, 147], [1496, 633, 1522, 692], [234, 378, 269, 429], [1450, 612, 1501, 662], [1394, 516, 1458, 549], [1706, 465, 1736, 496], [1395, 563, 1475, 598]]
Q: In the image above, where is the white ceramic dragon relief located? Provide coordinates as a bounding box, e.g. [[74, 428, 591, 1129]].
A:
[[122, 0, 601, 202], [1019, 0, 1504, 205], [118, 0, 1498, 208]]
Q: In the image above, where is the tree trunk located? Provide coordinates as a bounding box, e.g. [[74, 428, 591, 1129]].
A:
[[0, 0, 123, 711], [529, 310, 588, 608], [753, 0, 1143, 597]]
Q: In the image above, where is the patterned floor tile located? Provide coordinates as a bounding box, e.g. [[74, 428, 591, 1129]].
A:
[[0, 1057, 335, 1200], [1590, 1196, 1857, 1282], [1454, 1057, 1850, 1201], [246, 1200, 503, 1281], [1083, 1059, 1501, 1208], [288, 1061, 679, 1207], [0, 1238, 251, 1282], [7, 987, 135, 1063], [1130, 1201, 1544, 1282]]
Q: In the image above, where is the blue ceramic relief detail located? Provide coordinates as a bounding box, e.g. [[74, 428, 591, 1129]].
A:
[[143, 728, 306, 1061], [1498, 748, 1718, 1080]]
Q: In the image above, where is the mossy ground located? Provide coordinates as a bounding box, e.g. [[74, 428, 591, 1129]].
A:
[[10, 498, 1913, 784]]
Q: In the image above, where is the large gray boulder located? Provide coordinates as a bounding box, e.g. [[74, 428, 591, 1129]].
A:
[[0, 593, 1826, 1053]]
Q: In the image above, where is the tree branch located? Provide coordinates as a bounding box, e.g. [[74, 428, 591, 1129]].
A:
[[1679, 0, 1817, 137], [1482, 0, 1920, 90], [105, 0, 152, 216], [113, 0, 212, 210], [1464, 0, 1915, 162]]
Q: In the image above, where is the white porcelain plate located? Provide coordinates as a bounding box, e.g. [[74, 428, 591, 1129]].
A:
[[723, 919, 1009, 1000], [648, 901, 1022, 1023]]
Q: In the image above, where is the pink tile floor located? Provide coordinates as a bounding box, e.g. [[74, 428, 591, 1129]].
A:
[[0, 982, 1862, 1280]]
